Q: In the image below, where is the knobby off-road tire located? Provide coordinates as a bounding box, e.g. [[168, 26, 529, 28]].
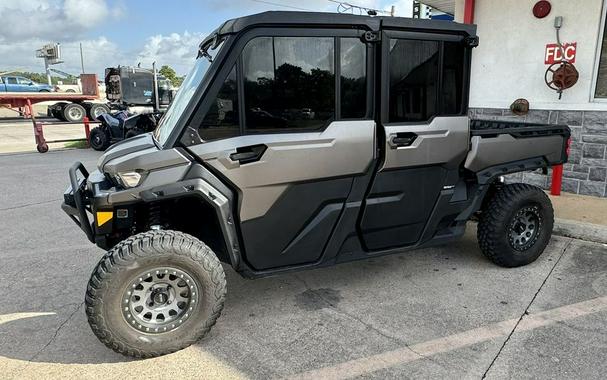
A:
[[85, 230, 227, 358], [477, 183, 554, 268], [89, 127, 110, 151]]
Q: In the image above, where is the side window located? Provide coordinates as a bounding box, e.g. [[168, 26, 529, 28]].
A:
[[442, 41, 465, 115], [17, 77, 31, 85], [340, 38, 367, 118], [242, 36, 335, 132], [388, 39, 439, 122], [7, 77, 17, 84], [198, 65, 239, 141]]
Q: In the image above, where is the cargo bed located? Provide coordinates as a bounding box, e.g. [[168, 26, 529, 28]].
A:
[[465, 119, 570, 172]]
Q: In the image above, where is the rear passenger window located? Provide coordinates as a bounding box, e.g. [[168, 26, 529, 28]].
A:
[[388, 38, 467, 122], [242, 36, 335, 132], [442, 42, 465, 115], [197, 65, 239, 141], [7, 77, 17, 84], [388, 39, 439, 122], [340, 38, 367, 118]]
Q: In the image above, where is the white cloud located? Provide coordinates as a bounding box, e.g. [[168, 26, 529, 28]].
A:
[[136, 32, 206, 76], [0, 0, 115, 41]]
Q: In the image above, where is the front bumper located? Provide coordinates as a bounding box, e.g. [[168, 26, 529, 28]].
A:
[[62, 162, 95, 242], [62, 162, 128, 248]]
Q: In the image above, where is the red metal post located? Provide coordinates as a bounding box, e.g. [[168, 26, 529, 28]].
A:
[[83, 116, 91, 147], [463, 0, 475, 24], [551, 164, 563, 195]]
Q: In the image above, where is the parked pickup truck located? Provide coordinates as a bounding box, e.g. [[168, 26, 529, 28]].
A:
[[62, 12, 570, 358], [0, 75, 54, 92]]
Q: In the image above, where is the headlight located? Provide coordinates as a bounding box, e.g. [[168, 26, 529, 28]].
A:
[[115, 171, 144, 188]]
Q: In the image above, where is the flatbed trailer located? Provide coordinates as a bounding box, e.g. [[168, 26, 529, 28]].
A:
[[0, 74, 105, 152]]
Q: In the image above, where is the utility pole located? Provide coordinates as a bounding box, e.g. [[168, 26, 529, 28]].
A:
[[80, 43, 85, 74], [390, 5, 395, 16]]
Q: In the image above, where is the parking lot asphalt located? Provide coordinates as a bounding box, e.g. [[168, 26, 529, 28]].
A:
[[0, 149, 606, 379]]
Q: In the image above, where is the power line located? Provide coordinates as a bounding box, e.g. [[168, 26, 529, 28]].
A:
[[328, 0, 394, 16], [249, 0, 315, 11]]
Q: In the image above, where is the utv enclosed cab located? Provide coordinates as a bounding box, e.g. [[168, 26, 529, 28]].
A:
[[62, 12, 570, 358]]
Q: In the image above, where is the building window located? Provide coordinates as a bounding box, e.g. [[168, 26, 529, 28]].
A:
[[242, 36, 335, 132], [388, 39, 439, 122], [340, 38, 367, 118], [596, 11, 607, 98], [198, 65, 240, 141]]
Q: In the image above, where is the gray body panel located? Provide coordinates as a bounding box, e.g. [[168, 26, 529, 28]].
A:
[[464, 134, 564, 172], [189, 120, 376, 221], [381, 116, 469, 171]]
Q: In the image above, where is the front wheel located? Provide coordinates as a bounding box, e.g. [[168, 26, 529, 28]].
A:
[[477, 183, 554, 267], [85, 230, 227, 358], [89, 127, 110, 151]]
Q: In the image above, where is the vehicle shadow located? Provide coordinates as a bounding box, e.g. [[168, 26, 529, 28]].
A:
[[0, 226, 536, 370]]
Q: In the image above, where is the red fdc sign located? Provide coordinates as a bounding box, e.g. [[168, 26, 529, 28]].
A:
[[545, 42, 577, 64]]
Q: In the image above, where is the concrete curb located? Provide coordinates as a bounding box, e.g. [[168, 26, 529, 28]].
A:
[[553, 218, 607, 244]]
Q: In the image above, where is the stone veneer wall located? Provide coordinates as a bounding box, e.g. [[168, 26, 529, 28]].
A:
[[469, 108, 607, 197]]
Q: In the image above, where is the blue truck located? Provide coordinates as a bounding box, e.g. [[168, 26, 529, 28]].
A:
[[0, 75, 54, 92]]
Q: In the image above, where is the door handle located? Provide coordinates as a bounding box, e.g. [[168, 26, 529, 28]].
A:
[[389, 132, 417, 148], [229, 144, 267, 164]]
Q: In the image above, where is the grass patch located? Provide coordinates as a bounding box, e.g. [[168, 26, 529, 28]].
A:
[[63, 140, 89, 149]]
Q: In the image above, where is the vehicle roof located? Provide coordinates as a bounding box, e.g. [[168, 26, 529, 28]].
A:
[[216, 11, 476, 37]]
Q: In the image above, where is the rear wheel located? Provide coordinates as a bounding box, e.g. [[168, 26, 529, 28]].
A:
[[62, 103, 86, 122], [50, 102, 68, 121], [87, 103, 110, 120], [85, 230, 227, 358], [89, 127, 110, 151], [477, 183, 554, 267]]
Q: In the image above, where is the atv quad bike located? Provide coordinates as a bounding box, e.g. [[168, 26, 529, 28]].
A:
[[89, 111, 159, 151], [62, 11, 570, 358]]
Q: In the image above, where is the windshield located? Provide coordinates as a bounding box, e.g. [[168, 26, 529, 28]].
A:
[[154, 39, 225, 146]]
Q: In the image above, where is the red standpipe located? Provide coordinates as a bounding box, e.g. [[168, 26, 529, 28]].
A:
[[463, 0, 475, 24], [551, 164, 563, 196]]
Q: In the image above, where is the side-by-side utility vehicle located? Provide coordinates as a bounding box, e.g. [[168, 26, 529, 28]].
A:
[[62, 12, 570, 358]]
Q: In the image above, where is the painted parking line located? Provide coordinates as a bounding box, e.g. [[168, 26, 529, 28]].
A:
[[0, 312, 56, 326], [289, 296, 607, 380]]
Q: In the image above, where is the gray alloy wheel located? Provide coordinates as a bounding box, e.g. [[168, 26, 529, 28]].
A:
[[122, 267, 199, 334], [508, 205, 542, 251]]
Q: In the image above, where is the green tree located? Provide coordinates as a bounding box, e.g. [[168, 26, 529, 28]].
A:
[[158, 65, 184, 87]]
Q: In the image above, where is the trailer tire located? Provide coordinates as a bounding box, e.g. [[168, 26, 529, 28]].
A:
[[85, 230, 227, 358], [51, 102, 68, 121], [62, 103, 86, 122], [477, 183, 554, 268], [89, 127, 110, 151], [87, 103, 110, 120]]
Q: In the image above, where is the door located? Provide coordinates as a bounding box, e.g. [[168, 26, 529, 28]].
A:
[[5, 77, 19, 92], [359, 31, 471, 251], [17, 77, 36, 92], [186, 31, 376, 270]]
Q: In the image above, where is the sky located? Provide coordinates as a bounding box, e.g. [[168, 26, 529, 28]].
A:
[[0, 0, 413, 78]]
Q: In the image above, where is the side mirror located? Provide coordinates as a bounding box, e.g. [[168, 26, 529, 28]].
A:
[[28, 82, 34, 85]]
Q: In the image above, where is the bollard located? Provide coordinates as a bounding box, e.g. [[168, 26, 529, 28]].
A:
[[551, 164, 563, 196], [33, 121, 49, 153], [83, 116, 91, 147]]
